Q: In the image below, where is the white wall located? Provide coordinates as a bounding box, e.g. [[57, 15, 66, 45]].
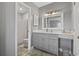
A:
[[39, 2, 73, 31], [17, 13, 28, 44], [73, 2, 79, 55]]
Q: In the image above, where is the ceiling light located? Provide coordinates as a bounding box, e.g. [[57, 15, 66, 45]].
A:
[[19, 7, 23, 11]]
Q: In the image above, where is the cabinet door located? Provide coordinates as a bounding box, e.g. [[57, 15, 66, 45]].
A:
[[32, 33, 39, 48], [48, 38, 58, 55], [41, 38, 48, 51], [38, 36, 43, 49], [38, 34, 49, 51]]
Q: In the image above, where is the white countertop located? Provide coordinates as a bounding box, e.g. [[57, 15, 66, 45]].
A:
[[33, 30, 63, 34], [33, 30, 74, 39]]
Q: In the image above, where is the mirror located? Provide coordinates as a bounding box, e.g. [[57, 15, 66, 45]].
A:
[[42, 12, 63, 33]]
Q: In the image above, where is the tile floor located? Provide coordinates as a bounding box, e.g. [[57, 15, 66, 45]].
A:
[[17, 44, 53, 56]]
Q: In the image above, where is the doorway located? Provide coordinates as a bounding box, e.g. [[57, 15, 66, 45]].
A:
[[16, 2, 32, 56]]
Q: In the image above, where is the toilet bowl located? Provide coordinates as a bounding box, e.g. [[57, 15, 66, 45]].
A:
[[24, 39, 28, 48]]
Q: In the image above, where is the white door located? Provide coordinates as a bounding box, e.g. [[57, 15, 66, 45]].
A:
[[73, 2, 79, 55]]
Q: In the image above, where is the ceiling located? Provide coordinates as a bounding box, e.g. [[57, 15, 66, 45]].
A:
[[17, 3, 29, 14], [33, 2, 52, 8]]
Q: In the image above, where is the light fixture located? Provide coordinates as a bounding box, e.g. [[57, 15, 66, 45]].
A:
[[44, 10, 57, 16], [19, 7, 23, 11], [52, 12, 57, 15]]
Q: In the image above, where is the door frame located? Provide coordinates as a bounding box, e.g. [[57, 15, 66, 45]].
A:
[[73, 2, 79, 56], [15, 2, 32, 56]]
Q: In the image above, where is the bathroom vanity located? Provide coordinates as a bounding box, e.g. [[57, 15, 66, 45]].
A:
[[32, 10, 74, 56], [32, 32, 74, 56], [32, 32, 58, 55]]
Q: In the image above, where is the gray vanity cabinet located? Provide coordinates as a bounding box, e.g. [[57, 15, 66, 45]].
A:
[[37, 34, 49, 51], [32, 33, 39, 48], [48, 38, 58, 55], [41, 37, 49, 51], [32, 32, 58, 55], [38, 36, 43, 49]]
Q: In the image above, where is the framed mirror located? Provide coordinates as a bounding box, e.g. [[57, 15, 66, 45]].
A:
[[42, 12, 63, 33]]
